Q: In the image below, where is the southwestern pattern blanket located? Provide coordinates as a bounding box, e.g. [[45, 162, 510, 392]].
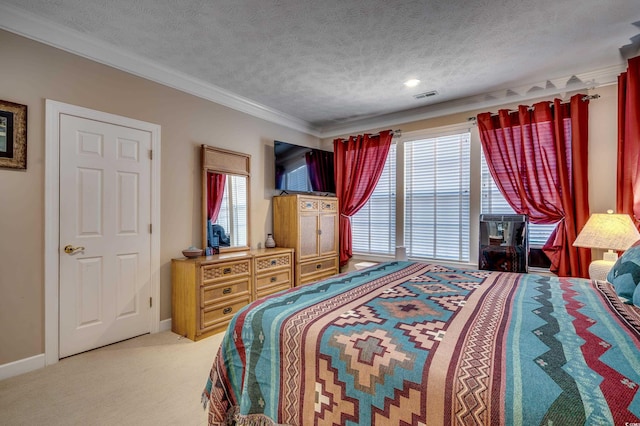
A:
[[203, 261, 640, 425]]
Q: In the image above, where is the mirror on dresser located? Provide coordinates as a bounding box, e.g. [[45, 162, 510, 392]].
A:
[[201, 145, 251, 253]]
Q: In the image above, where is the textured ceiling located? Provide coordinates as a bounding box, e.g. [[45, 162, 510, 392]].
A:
[[1, 0, 639, 136]]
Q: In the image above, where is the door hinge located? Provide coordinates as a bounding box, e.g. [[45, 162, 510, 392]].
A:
[[149, 297, 153, 308], [149, 149, 153, 160], [149, 223, 152, 234]]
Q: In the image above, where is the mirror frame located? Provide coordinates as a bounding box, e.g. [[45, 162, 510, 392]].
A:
[[201, 144, 251, 253]]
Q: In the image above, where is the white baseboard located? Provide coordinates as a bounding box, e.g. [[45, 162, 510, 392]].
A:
[[0, 353, 45, 381], [1, 321, 172, 382], [159, 318, 172, 332]]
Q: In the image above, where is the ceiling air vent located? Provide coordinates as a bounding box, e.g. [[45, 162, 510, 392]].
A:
[[413, 90, 438, 100]]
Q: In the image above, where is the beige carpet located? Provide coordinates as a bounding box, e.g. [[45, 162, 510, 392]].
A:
[[0, 331, 224, 426]]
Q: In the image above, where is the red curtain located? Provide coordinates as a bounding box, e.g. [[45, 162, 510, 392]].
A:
[[207, 172, 226, 222], [477, 94, 590, 277], [616, 55, 640, 226], [305, 150, 335, 193], [333, 130, 392, 266]]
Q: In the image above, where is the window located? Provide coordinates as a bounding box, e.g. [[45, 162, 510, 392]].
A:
[[214, 175, 248, 245], [404, 133, 470, 262], [480, 151, 556, 247], [346, 126, 556, 267], [351, 144, 397, 255]]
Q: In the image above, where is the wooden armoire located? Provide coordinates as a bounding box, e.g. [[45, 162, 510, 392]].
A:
[[273, 194, 339, 286]]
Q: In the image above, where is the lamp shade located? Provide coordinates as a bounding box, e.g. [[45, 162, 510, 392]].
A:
[[573, 213, 640, 251]]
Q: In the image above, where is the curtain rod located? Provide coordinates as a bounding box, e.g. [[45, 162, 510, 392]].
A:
[[467, 93, 600, 121], [336, 129, 402, 140], [364, 129, 401, 137]]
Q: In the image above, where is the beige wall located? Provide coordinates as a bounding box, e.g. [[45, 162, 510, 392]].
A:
[[0, 30, 319, 364], [0, 27, 620, 366]]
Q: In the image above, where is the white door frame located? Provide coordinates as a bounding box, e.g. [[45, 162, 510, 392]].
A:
[[44, 99, 161, 365]]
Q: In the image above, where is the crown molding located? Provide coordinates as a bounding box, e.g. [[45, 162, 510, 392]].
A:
[[0, 3, 321, 137], [0, 3, 625, 140]]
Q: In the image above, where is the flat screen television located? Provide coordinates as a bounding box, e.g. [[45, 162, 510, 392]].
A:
[[274, 140, 335, 194]]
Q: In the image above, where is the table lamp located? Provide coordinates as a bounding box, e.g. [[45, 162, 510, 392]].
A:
[[573, 211, 640, 280]]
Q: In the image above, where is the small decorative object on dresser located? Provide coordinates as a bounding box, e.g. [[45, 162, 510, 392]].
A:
[[182, 246, 203, 258], [265, 233, 276, 248]]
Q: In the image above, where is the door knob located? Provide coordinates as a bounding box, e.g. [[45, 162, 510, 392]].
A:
[[64, 245, 85, 254]]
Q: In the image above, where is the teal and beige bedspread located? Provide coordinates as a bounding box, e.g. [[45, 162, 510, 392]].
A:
[[203, 261, 640, 425]]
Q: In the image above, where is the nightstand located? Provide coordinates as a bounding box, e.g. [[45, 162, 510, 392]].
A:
[[589, 259, 616, 281]]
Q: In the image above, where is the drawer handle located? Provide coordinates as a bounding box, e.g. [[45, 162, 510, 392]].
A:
[[316, 264, 322, 269], [270, 259, 277, 266], [270, 276, 277, 283], [222, 287, 232, 294], [223, 267, 232, 274], [223, 307, 233, 315]]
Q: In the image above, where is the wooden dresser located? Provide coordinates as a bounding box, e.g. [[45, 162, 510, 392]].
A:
[[171, 247, 293, 341], [273, 194, 339, 286], [253, 248, 295, 299]]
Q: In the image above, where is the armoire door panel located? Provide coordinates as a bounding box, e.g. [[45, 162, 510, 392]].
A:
[[319, 214, 338, 256], [299, 214, 319, 259]]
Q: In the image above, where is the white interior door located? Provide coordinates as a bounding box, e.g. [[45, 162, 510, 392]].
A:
[[59, 114, 152, 358]]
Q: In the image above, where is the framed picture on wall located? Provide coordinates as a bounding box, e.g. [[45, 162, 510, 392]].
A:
[[0, 99, 27, 170]]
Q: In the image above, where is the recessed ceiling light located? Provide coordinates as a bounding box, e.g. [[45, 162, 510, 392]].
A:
[[404, 79, 420, 88]]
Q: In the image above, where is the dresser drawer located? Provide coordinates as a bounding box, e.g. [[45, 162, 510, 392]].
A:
[[299, 198, 319, 212], [200, 296, 250, 331], [299, 257, 338, 277], [201, 259, 251, 284], [256, 283, 290, 299], [256, 269, 291, 291], [255, 252, 292, 273], [319, 199, 338, 213], [201, 278, 250, 306]]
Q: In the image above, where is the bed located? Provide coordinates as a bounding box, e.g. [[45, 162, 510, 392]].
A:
[[202, 261, 640, 425]]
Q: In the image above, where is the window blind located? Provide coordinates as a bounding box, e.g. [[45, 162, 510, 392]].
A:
[[230, 175, 248, 245], [351, 144, 396, 255], [404, 134, 470, 262]]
